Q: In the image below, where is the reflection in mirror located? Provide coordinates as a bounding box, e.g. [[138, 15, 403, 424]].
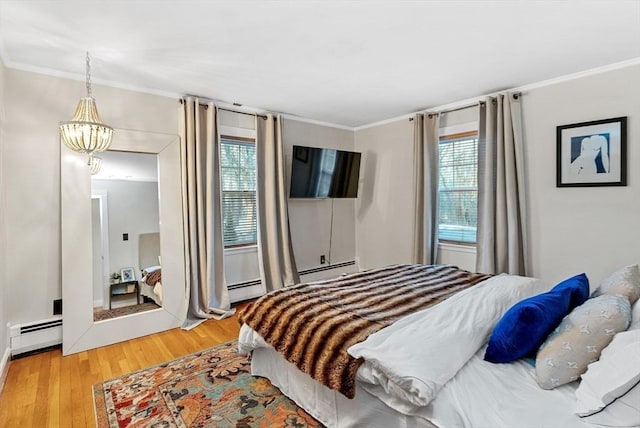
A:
[[63, 129, 186, 356], [91, 151, 162, 321]]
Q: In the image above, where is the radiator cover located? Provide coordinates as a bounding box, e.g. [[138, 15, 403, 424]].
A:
[[9, 316, 62, 357]]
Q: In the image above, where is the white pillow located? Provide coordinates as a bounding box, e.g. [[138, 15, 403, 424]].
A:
[[630, 299, 640, 331], [142, 265, 161, 274], [576, 329, 640, 425]]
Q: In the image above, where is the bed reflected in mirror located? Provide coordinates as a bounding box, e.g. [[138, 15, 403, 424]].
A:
[[91, 151, 163, 322]]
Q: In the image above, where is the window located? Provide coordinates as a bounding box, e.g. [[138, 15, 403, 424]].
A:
[[438, 131, 478, 244], [220, 136, 257, 247]]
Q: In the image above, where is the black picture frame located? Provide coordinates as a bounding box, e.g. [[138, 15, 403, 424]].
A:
[[556, 116, 627, 187]]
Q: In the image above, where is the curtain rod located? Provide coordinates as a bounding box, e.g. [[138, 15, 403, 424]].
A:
[[220, 107, 268, 120], [179, 98, 268, 119], [410, 91, 522, 120]]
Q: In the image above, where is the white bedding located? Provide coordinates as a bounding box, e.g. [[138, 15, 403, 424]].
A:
[[349, 274, 546, 413], [238, 275, 640, 428], [242, 324, 602, 428], [139, 278, 163, 305], [422, 347, 592, 428], [238, 273, 633, 427], [250, 343, 437, 428], [139, 265, 162, 305]]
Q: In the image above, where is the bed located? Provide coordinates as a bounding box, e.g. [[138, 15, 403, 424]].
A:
[[238, 264, 640, 428], [138, 232, 163, 306]]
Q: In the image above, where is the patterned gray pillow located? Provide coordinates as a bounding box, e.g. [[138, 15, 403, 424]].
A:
[[592, 264, 640, 304], [536, 295, 631, 389]]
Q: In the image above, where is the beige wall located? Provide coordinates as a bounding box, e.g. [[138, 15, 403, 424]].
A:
[[6, 58, 637, 333], [218, 113, 358, 302], [2, 68, 359, 322], [355, 63, 640, 287], [283, 119, 357, 272], [3, 68, 178, 326], [354, 119, 415, 269], [523, 63, 640, 286]]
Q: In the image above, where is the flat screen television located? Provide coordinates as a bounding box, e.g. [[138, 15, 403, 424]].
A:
[[289, 145, 361, 198]]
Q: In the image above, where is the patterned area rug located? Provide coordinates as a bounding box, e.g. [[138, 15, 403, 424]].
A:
[[93, 340, 322, 427], [93, 302, 161, 321]]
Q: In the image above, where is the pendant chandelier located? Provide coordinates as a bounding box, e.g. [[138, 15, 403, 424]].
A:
[[59, 52, 113, 158]]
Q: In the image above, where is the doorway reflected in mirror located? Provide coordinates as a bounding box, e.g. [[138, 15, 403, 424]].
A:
[[91, 151, 162, 322]]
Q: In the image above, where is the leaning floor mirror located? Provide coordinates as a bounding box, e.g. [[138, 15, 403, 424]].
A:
[[62, 129, 187, 355]]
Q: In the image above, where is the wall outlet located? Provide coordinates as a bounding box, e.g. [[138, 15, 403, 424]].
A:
[[53, 299, 62, 315], [320, 255, 326, 264]]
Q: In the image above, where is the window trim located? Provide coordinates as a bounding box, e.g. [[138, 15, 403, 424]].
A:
[[437, 122, 479, 246], [220, 133, 257, 249]]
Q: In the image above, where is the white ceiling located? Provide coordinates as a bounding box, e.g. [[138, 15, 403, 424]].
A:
[[0, 1, 639, 128], [92, 151, 158, 182]]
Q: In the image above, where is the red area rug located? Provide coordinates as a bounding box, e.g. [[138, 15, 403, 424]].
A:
[[93, 340, 321, 427]]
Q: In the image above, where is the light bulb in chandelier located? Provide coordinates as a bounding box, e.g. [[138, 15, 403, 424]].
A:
[[59, 52, 113, 155]]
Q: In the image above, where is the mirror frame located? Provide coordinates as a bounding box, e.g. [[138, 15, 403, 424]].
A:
[[62, 129, 187, 355]]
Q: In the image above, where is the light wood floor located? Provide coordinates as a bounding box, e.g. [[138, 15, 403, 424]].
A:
[[0, 310, 243, 427]]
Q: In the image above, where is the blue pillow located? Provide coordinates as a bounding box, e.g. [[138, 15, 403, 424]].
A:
[[484, 273, 589, 363]]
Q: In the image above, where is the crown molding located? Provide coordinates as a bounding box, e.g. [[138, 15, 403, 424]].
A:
[[355, 56, 640, 132]]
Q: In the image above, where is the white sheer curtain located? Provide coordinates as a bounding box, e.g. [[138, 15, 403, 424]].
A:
[[256, 114, 300, 291], [180, 97, 234, 329], [413, 113, 440, 265], [476, 93, 527, 275]]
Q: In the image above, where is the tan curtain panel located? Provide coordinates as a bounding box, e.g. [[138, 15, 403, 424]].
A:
[[476, 93, 527, 275], [180, 97, 234, 329], [413, 113, 440, 265], [256, 114, 300, 291]]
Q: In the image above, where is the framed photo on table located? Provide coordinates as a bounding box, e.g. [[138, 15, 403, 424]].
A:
[[120, 267, 135, 282], [556, 116, 627, 187]]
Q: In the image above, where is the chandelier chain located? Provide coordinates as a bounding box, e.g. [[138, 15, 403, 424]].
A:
[[60, 51, 113, 158], [86, 51, 92, 98]]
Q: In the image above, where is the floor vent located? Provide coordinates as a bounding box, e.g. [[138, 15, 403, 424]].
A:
[[9, 316, 62, 358]]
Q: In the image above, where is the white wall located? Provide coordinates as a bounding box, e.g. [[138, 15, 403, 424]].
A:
[[91, 179, 160, 279], [0, 54, 9, 385], [354, 63, 640, 288], [91, 198, 103, 306], [2, 68, 178, 326]]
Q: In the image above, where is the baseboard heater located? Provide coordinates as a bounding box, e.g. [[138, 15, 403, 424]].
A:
[[227, 260, 357, 290], [299, 260, 356, 276], [228, 279, 261, 290], [9, 316, 62, 358]]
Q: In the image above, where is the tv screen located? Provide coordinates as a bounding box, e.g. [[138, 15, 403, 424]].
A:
[[289, 145, 361, 198]]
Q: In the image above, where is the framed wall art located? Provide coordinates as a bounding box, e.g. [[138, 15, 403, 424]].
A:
[[120, 267, 135, 282], [556, 116, 627, 187]]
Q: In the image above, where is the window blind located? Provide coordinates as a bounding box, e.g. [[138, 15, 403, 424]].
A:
[[438, 135, 478, 243], [220, 138, 257, 247]]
